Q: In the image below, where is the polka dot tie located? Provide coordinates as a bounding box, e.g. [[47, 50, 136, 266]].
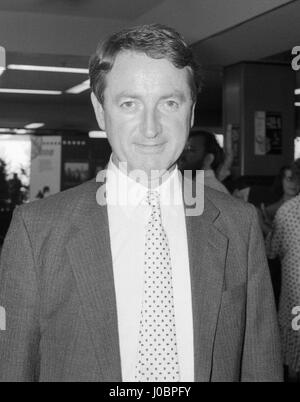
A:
[[135, 191, 180, 382]]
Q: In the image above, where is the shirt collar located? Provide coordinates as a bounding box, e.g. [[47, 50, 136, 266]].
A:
[[106, 155, 182, 211]]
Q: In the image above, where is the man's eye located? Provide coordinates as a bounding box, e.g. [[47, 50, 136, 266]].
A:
[[120, 101, 136, 109], [164, 100, 179, 110]]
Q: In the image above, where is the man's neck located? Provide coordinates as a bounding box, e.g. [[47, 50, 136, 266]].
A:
[[111, 154, 177, 189]]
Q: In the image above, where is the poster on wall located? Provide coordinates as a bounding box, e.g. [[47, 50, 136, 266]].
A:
[[29, 136, 62, 201], [254, 111, 282, 155], [63, 161, 89, 189], [254, 111, 266, 155], [61, 138, 90, 191], [265, 112, 283, 155]]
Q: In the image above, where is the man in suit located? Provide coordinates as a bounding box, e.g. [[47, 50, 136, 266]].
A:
[[0, 24, 282, 382]]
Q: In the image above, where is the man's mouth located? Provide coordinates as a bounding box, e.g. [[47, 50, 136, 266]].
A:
[[134, 143, 166, 154]]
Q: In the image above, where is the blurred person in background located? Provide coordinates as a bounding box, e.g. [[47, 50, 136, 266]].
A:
[[232, 166, 300, 232], [266, 158, 300, 382], [260, 166, 300, 310], [260, 166, 300, 235], [217, 123, 234, 184], [178, 130, 229, 194]]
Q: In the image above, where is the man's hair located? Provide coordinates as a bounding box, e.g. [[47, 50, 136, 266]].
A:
[[189, 130, 225, 172], [89, 24, 201, 104], [291, 158, 300, 184]]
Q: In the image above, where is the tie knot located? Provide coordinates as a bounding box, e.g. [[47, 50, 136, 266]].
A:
[[147, 191, 160, 210]]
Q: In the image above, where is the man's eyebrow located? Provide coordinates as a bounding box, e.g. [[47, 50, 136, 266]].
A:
[[115, 91, 188, 101], [115, 92, 141, 101], [160, 92, 187, 101]]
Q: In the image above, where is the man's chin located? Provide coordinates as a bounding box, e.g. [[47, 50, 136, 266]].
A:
[[125, 162, 174, 185]]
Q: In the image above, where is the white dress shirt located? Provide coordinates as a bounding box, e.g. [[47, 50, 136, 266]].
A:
[[106, 157, 194, 382]]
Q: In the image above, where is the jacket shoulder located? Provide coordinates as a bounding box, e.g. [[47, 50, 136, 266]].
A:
[[18, 179, 100, 228], [204, 186, 256, 228]]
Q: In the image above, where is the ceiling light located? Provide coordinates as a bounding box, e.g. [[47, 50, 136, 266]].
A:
[[295, 89, 300, 95], [0, 46, 5, 76], [89, 131, 107, 139], [7, 64, 89, 74], [66, 79, 90, 94], [295, 102, 300, 107], [0, 88, 62, 95], [25, 123, 45, 129], [15, 129, 28, 135]]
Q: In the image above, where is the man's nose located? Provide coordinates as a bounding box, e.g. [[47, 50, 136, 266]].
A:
[[142, 108, 161, 139]]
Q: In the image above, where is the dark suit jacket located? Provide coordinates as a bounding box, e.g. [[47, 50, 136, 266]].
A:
[[0, 179, 283, 381]]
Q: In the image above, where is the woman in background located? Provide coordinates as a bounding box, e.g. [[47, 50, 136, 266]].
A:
[[265, 166, 300, 220], [266, 159, 300, 382], [260, 166, 300, 235]]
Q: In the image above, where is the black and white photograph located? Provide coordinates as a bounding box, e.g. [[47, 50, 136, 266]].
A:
[[0, 0, 300, 386]]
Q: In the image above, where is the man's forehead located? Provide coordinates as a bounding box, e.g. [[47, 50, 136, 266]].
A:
[[104, 51, 191, 95], [107, 50, 189, 79]]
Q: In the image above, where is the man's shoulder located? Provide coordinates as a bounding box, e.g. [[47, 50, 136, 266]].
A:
[[204, 185, 253, 212], [204, 185, 255, 226], [18, 179, 100, 226]]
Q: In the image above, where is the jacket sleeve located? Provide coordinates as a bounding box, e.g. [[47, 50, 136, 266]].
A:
[[241, 205, 283, 382], [0, 207, 40, 382]]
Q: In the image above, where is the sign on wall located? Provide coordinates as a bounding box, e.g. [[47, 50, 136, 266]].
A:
[[29, 136, 62, 201], [0, 46, 5, 76], [61, 138, 90, 191], [254, 111, 267, 155], [254, 111, 282, 155], [265, 112, 283, 155]]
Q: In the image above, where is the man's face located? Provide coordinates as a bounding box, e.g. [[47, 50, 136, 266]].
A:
[[91, 51, 195, 177]]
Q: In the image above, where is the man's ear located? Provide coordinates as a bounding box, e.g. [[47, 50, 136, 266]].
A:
[[91, 92, 106, 130], [190, 103, 196, 128]]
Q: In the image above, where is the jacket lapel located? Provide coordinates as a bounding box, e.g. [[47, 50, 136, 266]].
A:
[[66, 180, 122, 382], [185, 189, 228, 382]]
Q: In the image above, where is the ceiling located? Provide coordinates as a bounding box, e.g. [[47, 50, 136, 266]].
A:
[[0, 0, 299, 132], [0, 0, 166, 20]]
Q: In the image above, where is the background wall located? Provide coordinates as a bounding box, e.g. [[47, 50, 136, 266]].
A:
[[224, 62, 295, 176]]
